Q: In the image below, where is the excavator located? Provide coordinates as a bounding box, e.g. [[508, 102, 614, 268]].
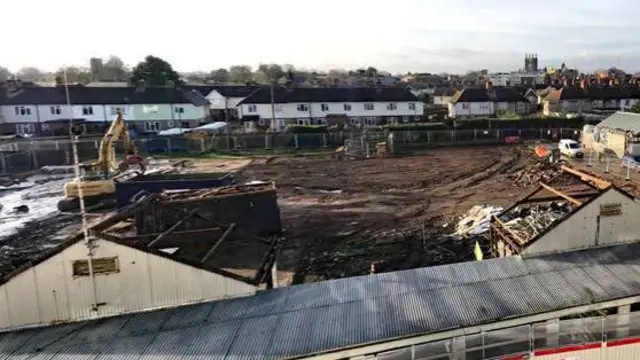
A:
[[57, 111, 147, 212]]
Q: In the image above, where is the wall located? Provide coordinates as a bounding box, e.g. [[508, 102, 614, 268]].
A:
[[450, 102, 494, 118], [0, 105, 39, 123], [240, 101, 423, 120], [0, 239, 256, 330], [131, 104, 173, 121], [523, 189, 640, 256]]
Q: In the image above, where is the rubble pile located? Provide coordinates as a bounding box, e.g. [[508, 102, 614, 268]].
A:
[[500, 201, 570, 242], [451, 204, 504, 238], [507, 162, 562, 188]]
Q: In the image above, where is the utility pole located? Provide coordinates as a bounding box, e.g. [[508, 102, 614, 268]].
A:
[[270, 83, 276, 131]]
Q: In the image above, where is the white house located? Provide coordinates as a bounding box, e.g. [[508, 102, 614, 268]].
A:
[[237, 87, 423, 132], [203, 86, 260, 119], [448, 83, 533, 118]]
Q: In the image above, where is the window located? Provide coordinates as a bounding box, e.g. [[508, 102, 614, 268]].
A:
[[258, 118, 266, 125], [600, 203, 622, 217], [296, 118, 310, 125], [402, 115, 410, 123], [274, 104, 283, 112], [72, 257, 120, 276], [174, 106, 184, 114], [144, 121, 160, 132], [625, 100, 631, 106], [462, 103, 469, 110], [387, 103, 397, 110], [409, 103, 416, 110], [364, 103, 374, 111], [363, 117, 376, 126], [14, 106, 31, 116], [16, 123, 35, 135], [297, 104, 309, 112], [82, 106, 93, 115], [247, 104, 257, 113], [244, 121, 252, 130], [387, 117, 398, 125], [110, 106, 126, 115], [50, 106, 61, 115], [321, 104, 329, 111], [350, 118, 359, 125], [344, 104, 352, 111]]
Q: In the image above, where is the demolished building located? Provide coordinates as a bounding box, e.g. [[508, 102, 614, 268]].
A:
[[490, 166, 640, 257], [0, 182, 282, 331]]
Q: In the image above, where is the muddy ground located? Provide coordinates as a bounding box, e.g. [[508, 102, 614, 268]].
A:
[[237, 146, 544, 285]]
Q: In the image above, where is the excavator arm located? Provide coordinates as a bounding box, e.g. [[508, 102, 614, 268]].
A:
[[91, 111, 140, 175]]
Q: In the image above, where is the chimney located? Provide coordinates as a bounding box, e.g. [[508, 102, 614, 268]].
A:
[[485, 80, 493, 90]]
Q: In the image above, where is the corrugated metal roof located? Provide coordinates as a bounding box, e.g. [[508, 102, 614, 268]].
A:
[[597, 111, 640, 134], [5, 242, 640, 360]]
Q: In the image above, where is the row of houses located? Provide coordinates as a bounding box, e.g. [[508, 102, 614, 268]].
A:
[[447, 81, 640, 118], [0, 81, 423, 135]]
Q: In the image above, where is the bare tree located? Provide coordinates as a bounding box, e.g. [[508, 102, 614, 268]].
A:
[[16, 67, 44, 82], [54, 66, 91, 84], [229, 65, 253, 84], [210, 68, 230, 83], [252, 70, 270, 84], [0, 66, 12, 80], [257, 64, 285, 83], [103, 56, 128, 81]]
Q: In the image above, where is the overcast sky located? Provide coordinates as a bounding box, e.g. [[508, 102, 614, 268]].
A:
[[3, 0, 640, 74]]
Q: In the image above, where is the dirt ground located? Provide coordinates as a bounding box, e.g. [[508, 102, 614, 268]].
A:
[[237, 146, 542, 284]]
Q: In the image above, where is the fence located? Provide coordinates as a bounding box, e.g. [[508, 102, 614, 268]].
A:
[[374, 310, 640, 360], [574, 148, 640, 186], [0, 128, 583, 174]]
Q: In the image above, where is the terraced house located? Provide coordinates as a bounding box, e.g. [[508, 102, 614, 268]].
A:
[[0, 80, 210, 135], [448, 82, 535, 118], [539, 81, 640, 116], [236, 87, 422, 132]]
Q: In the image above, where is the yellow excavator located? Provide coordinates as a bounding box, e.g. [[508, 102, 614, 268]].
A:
[[57, 111, 147, 212]]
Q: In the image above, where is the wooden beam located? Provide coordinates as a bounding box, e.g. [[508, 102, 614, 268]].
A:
[[560, 165, 611, 190], [201, 223, 236, 264], [539, 182, 583, 206], [491, 215, 526, 247], [147, 208, 200, 248], [108, 228, 222, 244]]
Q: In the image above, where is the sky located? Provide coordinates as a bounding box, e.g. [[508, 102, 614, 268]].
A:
[[3, 0, 640, 74]]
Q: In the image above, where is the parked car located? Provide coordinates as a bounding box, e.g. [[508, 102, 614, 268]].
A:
[[558, 139, 584, 158], [621, 155, 640, 171]]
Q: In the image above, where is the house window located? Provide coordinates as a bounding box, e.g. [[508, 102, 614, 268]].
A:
[[144, 121, 160, 132], [274, 104, 283, 112], [174, 106, 184, 114], [296, 118, 310, 125], [82, 106, 93, 115], [363, 117, 376, 126], [409, 103, 416, 110], [110, 106, 126, 116], [14, 106, 31, 116], [321, 104, 329, 111], [625, 100, 631, 106], [72, 257, 120, 277], [462, 103, 469, 110], [344, 104, 352, 111], [297, 104, 309, 112], [244, 121, 252, 131], [50, 106, 61, 115], [247, 105, 257, 113], [402, 116, 410, 123], [387, 103, 397, 110], [258, 118, 266, 125], [388, 117, 399, 125], [16, 123, 35, 135], [364, 103, 374, 111], [350, 118, 359, 125]]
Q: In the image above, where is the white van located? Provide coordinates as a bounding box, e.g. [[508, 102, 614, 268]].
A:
[[558, 139, 584, 158]]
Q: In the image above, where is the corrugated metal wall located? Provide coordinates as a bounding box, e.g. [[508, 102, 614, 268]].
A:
[[0, 239, 256, 330], [523, 189, 640, 256]]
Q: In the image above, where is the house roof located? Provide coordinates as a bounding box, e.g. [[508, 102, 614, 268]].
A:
[[544, 85, 640, 101], [596, 111, 640, 134], [451, 86, 526, 103], [5, 242, 640, 359], [0, 85, 211, 106], [237, 87, 418, 105], [214, 86, 262, 98], [0, 183, 281, 287]]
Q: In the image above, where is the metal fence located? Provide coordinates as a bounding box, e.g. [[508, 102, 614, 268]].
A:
[[0, 128, 583, 174], [374, 311, 639, 360]]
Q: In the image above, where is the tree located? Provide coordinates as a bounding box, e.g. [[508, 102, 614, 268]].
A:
[[129, 55, 182, 86], [210, 68, 230, 83], [0, 66, 12, 80], [366, 66, 378, 78], [229, 65, 253, 84], [103, 56, 127, 81], [16, 67, 44, 82], [629, 103, 640, 114], [54, 66, 91, 84]]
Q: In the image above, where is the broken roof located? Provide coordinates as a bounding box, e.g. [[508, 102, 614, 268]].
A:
[[0, 183, 282, 287], [5, 242, 640, 359], [596, 111, 640, 134], [491, 166, 632, 255]]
